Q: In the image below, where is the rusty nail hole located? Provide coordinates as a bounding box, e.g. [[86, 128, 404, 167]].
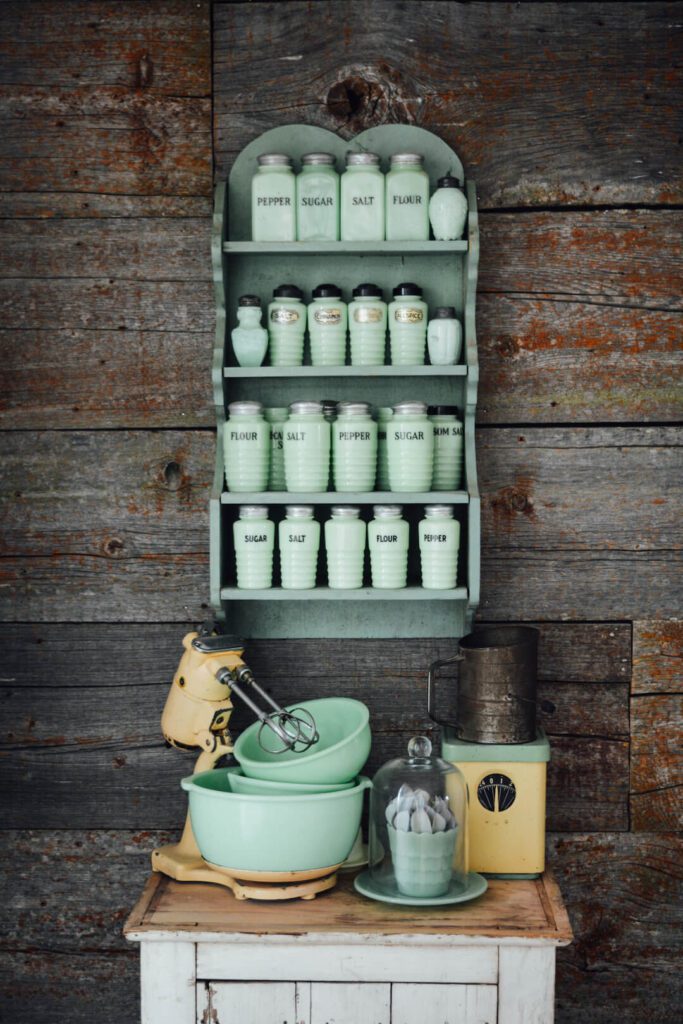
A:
[[178, 676, 186, 688], [163, 460, 182, 490]]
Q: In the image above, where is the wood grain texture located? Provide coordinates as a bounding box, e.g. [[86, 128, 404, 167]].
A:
[[632, 620, 683, 694], [213, 1, 683, 207], [630, 694, 683, 831]]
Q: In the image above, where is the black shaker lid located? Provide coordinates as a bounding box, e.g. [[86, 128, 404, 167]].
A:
[[436, 175, 462, 189], [434, 306, 457, 319], [273, 284, 303, 299], [428, 404, 460, 416], [352, 283, 382, 298], [238, 294, 261, 307], [393, 282, 422, 297], [312, 283, 342, 299]]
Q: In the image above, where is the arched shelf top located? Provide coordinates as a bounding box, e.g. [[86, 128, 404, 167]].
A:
[[227, 124, 465, 242]]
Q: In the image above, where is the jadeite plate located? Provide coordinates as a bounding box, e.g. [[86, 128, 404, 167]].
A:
[[353, 870, 488, 907]]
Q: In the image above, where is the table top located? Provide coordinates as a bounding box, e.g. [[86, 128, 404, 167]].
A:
[[124, 871, 573, 945]]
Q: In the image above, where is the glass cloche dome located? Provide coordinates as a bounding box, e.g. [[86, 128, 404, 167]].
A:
[[364, 735, 469, 900]]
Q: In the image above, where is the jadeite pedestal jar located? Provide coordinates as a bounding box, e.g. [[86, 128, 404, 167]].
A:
[[308, 284, 347, 366], [387, 400, 434, 492], [333, 401, 378, 492], [325, 506, 366, 589], [419, 504, 460, 590], [265, 407, 288, 491], [427, 306, 462, 366], [368, 505, 409, 589], [341, 152, 385, 241], [349, 284, 387, 366], [385, 153, 430, 241], [296, 153, 339, 241], [278, 505, 320, 590], [428, 176, 468, 242], [429, 405, 464, 491], [251, 154, 296, 242], [388, 283, 428, 365], [230, 295, 268, 368], [283, 400, 330, 493], [223, 400, 269, 493], [363, 736, 468, 900], [233, 505, 275, 589], [375, 407, 393, 490], [268, 285, 306, 366]]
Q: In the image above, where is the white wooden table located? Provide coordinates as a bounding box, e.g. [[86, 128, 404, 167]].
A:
[[124, 872, 572, 1024]]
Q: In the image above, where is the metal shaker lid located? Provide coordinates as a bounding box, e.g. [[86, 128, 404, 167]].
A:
[[285, 505, 314, 518], [238, 505, 269, 518], [257, 153, 292, 166], [336, 401, 371, 416], [373, 504, 403, 518], [392, 400, 428, 415], [391, 153, 423, 166], [346, 151, 380, 166], [302, 152, 335, 165], [288, 400, 323, 415], [330, 506, 361, 518], [424, 504, 454, 519], [228, 400, 263, 416]]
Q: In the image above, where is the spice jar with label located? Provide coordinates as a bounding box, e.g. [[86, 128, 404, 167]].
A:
[[332, 401, 378, 492], [387, 400, 434, 492], [325, 506, 366, 589], [428, 175, 468, 242], [375, 407, 393, 490], [308, 284, 347, 366], [251, 154, 296, 242], [268, 284, 306, 366], [278, 505, 320, 590], [283, 400, 330, 492], [233, 505, 275, 589], [296, 153, 339, 241], [224, 400, 269, 492], [341, 152, 385, 241], [385, 153, 430, 240], [429, 406, 464, 491], [265, 407, 288, 491], [419, 504, 460, 589], [230, 295, 269, 368], [368, 505, 409, 589], [388, 283, 428, 365], [427, 306, 462, 365], [348, 283, 387, 366]]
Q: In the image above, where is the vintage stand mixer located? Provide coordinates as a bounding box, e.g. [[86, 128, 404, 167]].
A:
[[151, 624, 341, 901]]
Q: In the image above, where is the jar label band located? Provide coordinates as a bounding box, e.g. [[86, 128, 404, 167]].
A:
[[271, 308, 300, 324], [354, 307, 382, 323], [395, 307, 424, 324], [314, 308, 342, 325]]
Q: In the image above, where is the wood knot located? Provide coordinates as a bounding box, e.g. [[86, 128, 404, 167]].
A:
[[103, 537, 125, 557], [161, 460, 182, 491], [137, 52, 153, 89], [325, 64, 420, 131], [491, 486, 536, 520], [497, 334, 519, 357]]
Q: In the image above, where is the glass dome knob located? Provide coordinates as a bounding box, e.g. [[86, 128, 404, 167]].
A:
[[407, 735, 432, 759]]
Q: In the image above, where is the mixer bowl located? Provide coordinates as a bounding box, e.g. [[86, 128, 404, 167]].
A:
[[182, 768, 370, 873], [226, 767, 355, 796], [233, 698, 371, 784]]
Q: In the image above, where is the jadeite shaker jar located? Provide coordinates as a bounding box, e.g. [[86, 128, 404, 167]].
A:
[[265, 407, 288, 491], [429, 405, 464, 491], [427, 306, 462, 366], [388, 283, 428, 366], [230, 295, 268, 368], [233, 505, 275, 589], [223, 400, 269, 492], [296, 153, 339, 241], [419, 504, 460, 589], [332, 401, 378, 492], [375, 407, 393, 490], [385, 153, 430, 241], [278, 505, 320, 590], [251, 154, 296, 242], [283, 400, 330, 493], [268, 285, 306, 366], [308, 284, 347, 366], [368, 504, 409, 589], [428, 175, 468, 242], [341, 152, 385, 241], [325, 506, 366, 589], [349, 284, 387, 366], [387, 400, 434, 492]]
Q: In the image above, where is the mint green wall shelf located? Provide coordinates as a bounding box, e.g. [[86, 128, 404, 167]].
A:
[[210, 124, 480, 639]]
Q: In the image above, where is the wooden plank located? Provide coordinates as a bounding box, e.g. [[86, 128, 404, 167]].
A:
[[630, 694, 683, 831], [547, 736, 629, 832], [309, 984, 390, 1023], [207, 983, 298, 1024], [632, 620, 683, 694], [140, 942, 195, 1024], [0, 192, 211, 218], [498, 946, 555, 1024], [392, 984, 498, 1024], [213, 2, 682, 207]]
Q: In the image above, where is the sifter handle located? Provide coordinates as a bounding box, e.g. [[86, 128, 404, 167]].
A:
[[427, 654, 464, 729]]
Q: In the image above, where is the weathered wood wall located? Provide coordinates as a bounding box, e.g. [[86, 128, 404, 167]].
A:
[[1, 2, 681, 1021]]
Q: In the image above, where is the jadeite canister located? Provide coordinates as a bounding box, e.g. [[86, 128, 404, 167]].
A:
[[230, 294, 268, 368], [308, 284, 347, 366], [428, 175, 468, 242], [283, 400, 330, 492], [427, 306, 462, 366], [348, 284, 387, 366], [419, 504, 459, 589], [325, 506, 366, 589], [251, 154, 296, 242], [341, 152, 385, 241], [223, 400, 269, 492], [233, 505, 275, 589], [429, 405, 464, 491], [387, 400, 434, 492], [268, 285, 306, 366], [375, 407, 393, 490], [388, 283, 428, 366], [333, 401, 378, 492], [278, 505, 320, 590], [296, 152, 339, 241], [265, 407, 288, 490], [368, 504, 409, 589], [385, 153, 430, 241]]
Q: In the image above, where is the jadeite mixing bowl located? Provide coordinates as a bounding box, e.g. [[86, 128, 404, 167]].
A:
[[181, 768, 371, 873], [233, 698, 371, 784], [226, 767, 355, 796]]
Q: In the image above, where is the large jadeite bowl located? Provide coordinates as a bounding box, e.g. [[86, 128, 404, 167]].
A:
[[181, 768, 371, 873], [227, 767, 355, 796], [233, 698, 371, 784]]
